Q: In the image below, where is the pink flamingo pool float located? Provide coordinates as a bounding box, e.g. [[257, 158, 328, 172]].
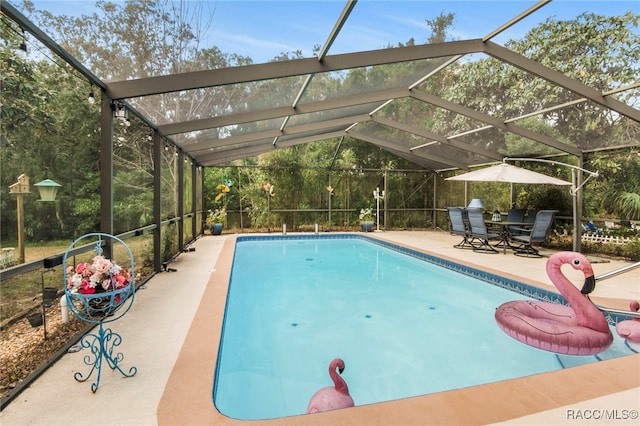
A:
[[495, 251, 613, 355], [616, 300, 640, 343], [306, 358, 354, 414]]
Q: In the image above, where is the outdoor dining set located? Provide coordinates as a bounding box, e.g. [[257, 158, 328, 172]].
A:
[[447, 204, 557, 257]]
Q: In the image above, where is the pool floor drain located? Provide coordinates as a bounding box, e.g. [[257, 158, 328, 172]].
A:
[[365, 314, 372, 318], [291, 323, 298, 327]]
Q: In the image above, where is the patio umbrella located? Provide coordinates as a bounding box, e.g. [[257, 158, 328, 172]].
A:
[[446, 162, 578, 251], [445, 163, 571, 186]]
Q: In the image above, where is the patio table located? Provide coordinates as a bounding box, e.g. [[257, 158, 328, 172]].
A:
[[485, 220, 529, 254]]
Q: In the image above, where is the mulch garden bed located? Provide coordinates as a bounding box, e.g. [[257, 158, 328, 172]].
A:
[[0, 300, 88, 402]]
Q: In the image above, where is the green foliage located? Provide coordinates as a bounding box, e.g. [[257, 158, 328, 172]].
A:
[[0, 19, 54, 134], [206, 208, 226, 225], [579, 240, 638, 261], [1, 16, 103, 240], [517, 186, 572, 215], [621, 238, 640, 261], [161, 223, 178, 262], [506, 12, 640, 150], [615, 193, 640, 220], [588, 151, 640, 220]]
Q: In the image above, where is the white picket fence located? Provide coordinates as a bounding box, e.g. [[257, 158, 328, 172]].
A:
[[581, 234, 632, 245]]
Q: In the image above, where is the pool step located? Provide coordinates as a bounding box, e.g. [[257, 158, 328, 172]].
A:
[[555, 340, 639, 369], [555, 354, 595, 369]]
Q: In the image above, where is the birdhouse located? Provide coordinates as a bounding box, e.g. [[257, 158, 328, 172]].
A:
[[9, 174, 30, 194], [34, 179, 62, 202]]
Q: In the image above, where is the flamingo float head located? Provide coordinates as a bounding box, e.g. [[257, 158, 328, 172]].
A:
[[546, 251, 611, 333], [333, 358, 345, 375], [306, 358, 354, 414], [573, 257, 597, 295], [550, 252, 596, 295]]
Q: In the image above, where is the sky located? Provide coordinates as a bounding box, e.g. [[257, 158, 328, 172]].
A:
[[15, 0, 640, 63]]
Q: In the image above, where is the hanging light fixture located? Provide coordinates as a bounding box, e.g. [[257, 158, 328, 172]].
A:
[[34, 179, 62, 202], [88, 85, 95, 104], [110, 100, 128, 121], [19, 28, 27, 52]]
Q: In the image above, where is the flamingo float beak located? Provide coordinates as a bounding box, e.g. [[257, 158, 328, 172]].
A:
[[580, 275, 596, 295], [338, 366, 345, 374]]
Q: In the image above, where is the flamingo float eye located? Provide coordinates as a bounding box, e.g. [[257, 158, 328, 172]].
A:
[[572, 258, 581, 266]]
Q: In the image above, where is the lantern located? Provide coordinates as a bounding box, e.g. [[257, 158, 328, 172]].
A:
[[34, 179, 62, 202]]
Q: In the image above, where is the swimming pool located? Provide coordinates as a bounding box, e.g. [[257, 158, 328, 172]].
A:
[[214, 235, 635, 420]]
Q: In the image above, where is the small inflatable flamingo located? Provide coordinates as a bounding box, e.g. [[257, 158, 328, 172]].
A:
[[306, 358, 355, 414], [495, 251, 613, 355], [616, 301, 640, 343]]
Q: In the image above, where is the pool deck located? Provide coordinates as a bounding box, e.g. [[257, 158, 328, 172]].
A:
[[1, 230, 638, 425]]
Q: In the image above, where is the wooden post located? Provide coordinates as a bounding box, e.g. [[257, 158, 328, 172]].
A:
[[16, 193, 25, 264], [9, 174, 30, 264]]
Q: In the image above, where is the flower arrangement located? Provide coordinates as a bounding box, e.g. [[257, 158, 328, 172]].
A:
[[262, 181, 275, 197], [359, 207, 375, 222], [214, 183, 231, 202], [207, 207, 226, 225], [66, 255, 131, 295], [208, 179, 231, 230]]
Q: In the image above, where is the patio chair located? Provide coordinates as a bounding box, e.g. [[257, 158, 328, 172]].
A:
[[524, 209, 539, 225], [510, 210, 557, 258], [506, 208, 526, 222], [510, 209, 538, 237], [505, 208, 527, 236], [447, 207, 476, 249], [466, 208, 501, 253]]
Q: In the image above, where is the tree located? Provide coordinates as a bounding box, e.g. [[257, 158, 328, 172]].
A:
[[508, 12, 640, 150], [589, 149, 640, 220], [1, 14, 102, 240], [14, 0, 254, 237]]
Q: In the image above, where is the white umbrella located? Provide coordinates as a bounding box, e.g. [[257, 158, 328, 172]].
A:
[[445, 163, 571, 186]]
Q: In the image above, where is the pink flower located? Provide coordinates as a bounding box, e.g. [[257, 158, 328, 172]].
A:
[[80, 280, 96, 294], [66, 267, 75, 289], [76, 262, 90, 276], [92, 256, 112, 276], [100, 277, 113, 291], [114, 273, 129, 289]]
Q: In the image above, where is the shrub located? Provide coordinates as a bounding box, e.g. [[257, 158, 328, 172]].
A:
[[621, 237, 640, 261]]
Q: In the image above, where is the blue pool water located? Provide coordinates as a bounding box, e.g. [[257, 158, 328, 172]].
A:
[[214, 235, 635, 420]]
